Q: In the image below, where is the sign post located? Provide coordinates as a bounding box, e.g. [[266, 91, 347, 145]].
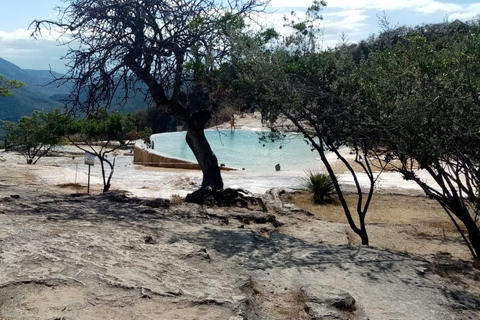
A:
[[84, 152, 95, 193]]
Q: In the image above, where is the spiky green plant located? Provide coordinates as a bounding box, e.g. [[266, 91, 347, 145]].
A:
[[302, 170, 336, 204]]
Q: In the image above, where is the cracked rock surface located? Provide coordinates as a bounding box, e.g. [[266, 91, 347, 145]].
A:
[[0, 186, 479, 320]]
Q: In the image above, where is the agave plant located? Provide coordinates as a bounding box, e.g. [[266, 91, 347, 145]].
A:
[[302, 170, 336, 204]]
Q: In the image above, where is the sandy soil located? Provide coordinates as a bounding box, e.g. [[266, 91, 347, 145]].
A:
[[289, 192, 472, 260]]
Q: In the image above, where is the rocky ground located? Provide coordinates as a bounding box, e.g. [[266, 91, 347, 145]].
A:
[[0, 182, 479, 319], [0, 113, 479, 319]]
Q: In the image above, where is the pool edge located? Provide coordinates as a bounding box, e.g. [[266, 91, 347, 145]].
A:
[[133, 146, 236, 171]]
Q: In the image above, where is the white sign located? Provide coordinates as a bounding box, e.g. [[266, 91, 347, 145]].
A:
[[84, 152, 95, 166]]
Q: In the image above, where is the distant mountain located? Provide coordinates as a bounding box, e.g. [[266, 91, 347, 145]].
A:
[[0, 58, 149, 122], [0, 58, 70, 121]]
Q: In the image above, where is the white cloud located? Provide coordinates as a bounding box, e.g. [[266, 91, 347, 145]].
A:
[[0, 31, 68, 72], [0, 27, 66, 42], [0, 29, 31, 41], [253, 12, 287, 30], [254, 10, 328, 36], [0, 27, 73, 72], [449, 11, 480, 21], [268, 0, 480, 46], [448, 3, 480, 22], [413, 2, 462, 14], [270, 0, 463, 14], [254, 8, 368, 49], [467, 3, 480, 11], [322, 10, 369, 35], [1, 1, 477, 72], [269, 0, 316, 8]]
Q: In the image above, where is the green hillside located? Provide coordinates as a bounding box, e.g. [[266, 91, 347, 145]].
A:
[[0, 58, 149, 121]]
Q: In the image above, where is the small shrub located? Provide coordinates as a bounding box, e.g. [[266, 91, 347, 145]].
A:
[[57, 183, 85, 191], [68, 133, 84, 143], [302, 170, 336, 204], [125, 130, 141, 141]]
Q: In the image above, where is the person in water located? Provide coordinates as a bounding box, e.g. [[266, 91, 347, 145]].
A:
[[230, 114, 235, 131]]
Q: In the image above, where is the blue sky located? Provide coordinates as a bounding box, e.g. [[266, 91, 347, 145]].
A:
[[0, 0, 479, 73]]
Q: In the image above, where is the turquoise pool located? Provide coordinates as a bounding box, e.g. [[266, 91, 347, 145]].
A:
[[150, 130, 321, 171]]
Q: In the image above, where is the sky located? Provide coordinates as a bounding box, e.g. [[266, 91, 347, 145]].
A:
[[0, 0, 479, 73]]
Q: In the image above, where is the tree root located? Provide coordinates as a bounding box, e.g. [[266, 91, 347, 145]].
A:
[[185, 187, 267, 212]]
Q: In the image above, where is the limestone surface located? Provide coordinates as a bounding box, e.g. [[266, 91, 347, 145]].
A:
[[0, 186, 478, 319]]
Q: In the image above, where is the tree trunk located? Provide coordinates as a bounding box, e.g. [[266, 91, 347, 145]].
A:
[[99, 156, 109, 193], [468, 227, 480, 260], [185, 110, 223, 192], [102, 158, 115, 193], [359, 214, 369, 245], [456, 204, 480, 260], [404, 167, 479, 260]]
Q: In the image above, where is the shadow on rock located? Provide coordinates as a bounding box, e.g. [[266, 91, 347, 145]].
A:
[[177, 228, 426, 278]]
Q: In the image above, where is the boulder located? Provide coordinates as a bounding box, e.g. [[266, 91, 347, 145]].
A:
[[301, 285, 356, 311], [304, 302, 348, 320]]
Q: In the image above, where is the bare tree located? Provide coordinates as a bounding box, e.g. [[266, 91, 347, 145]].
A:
[[31, 0, 266, 201], [66, 111, 143, 193]]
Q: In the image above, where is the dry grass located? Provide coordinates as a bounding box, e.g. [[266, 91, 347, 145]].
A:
[[273, 288, 309, 320], [328, 150, 418, 175], [170, 194, 184, 206], [57, 183, 86, 191], [241, 279, 309, 320], [291, 191, 459, 232], [289, 191, 472, 259]]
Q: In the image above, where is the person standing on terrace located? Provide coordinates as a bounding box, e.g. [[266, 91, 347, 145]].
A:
[[230, 114, 235, 132]]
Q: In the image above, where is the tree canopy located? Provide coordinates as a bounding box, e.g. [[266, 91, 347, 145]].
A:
[[2, 110, 68, 164], [0, 75, 25, 97], [232, 4, 383, 245], [346, 22, 480, 259], [66, 110, 145, 192], [235, 15, 480, 256]]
